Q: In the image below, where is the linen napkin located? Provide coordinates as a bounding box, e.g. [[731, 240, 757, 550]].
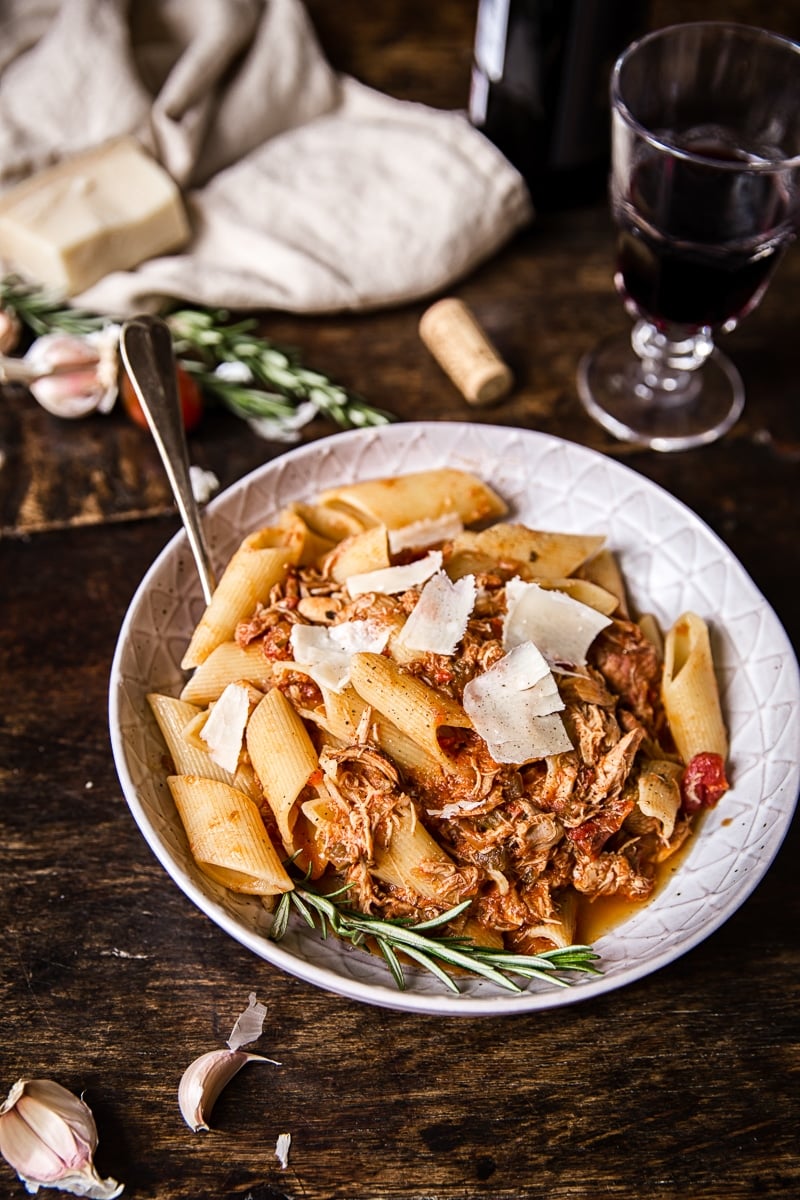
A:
[[0, 0, 533, 316]]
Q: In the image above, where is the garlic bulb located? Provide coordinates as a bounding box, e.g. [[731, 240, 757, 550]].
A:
[[0, 1078, 123, 1198], [22, 327, 119, 418]]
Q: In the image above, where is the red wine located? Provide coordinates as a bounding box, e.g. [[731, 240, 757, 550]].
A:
[[614, 130, 794, 329]]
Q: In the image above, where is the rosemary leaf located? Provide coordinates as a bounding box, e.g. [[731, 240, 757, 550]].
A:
[[271, 892, 292, 941], [0, 274, 107, 336], [376, 940, 408, 991], [288, 891, 317, 931], [396, 945, 472, 995], [404, 900, 473, 932]]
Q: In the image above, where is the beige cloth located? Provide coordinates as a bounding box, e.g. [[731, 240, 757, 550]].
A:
[[0, 0, 533, 316]]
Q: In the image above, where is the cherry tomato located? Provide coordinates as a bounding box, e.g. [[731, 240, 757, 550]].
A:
[[120, 363, 204, 432]]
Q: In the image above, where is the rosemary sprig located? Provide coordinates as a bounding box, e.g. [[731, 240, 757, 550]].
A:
[[0, 274, 107, 336], [271, 880, 602, 995], [0, 275, 396, 436], [166, 307, 394, 434]]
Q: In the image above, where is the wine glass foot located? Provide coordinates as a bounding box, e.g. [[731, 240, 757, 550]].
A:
[[577, 330, 745, 452]]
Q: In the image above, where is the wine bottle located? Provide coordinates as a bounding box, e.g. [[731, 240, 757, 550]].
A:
[[469, 0, 648, 208]]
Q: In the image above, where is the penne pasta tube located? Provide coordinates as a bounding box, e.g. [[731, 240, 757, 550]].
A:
[[321, 684, 444, 785], [181, 527, 300, 670], [246, 687, 319, 851], [371, 806, 457, 899], [147, 693, 233, 784], [662, 611, 728, 763], [317, 468, 507, 530], [446, 524, 605, 582], [289, 499, 372, 541], [518, 890, 579, 951], [180, 642, 274, 705], [178, 708, 210, 751], [322, 525, 390, 584], [230, 760, 263, 805], [577, 548, 629, 617], [637, 612, 664, 657], [348, 652, 471, 772], [462, 920, 505, 950], [276, 506, 338, 565], [168, 775, 292, 895], [539, 577, 620, 616]]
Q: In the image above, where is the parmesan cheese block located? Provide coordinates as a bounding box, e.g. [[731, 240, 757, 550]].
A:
[[0, 137, 190, 295]]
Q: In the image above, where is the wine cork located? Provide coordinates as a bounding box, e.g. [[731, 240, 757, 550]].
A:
[[419, 298, 513, 406]]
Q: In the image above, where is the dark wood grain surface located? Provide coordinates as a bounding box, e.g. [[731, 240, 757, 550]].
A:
[[2, 4, 799, 1199]]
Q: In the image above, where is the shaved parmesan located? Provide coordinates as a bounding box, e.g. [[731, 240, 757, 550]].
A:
[[346, 550, 442, 597], [388, 513, 464, 554], [200, 682, 250, 773], [290, 619, 390, 692], [463, 642, 572, 764], [504, 578, 612, 667], [427, 796, 488, 820], [397, 571, 476, 655]]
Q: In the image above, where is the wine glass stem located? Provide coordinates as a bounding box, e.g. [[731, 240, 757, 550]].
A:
[[630, 319, 714, 407]]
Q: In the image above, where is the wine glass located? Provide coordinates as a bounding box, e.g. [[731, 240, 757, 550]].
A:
[[577, 22, 800, 451]]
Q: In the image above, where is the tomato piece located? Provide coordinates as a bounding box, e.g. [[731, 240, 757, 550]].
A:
[[681, 752, 730, 814], [120, 363, 203, 431]]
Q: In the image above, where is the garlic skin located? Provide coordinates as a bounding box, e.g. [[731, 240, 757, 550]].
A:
[[0, 1078, 123, 1198], [275, 1132, 291, 1170], [225, 992, 267, 1052], [23, 328, 119, 419], [178, 1049, 272, 1133]]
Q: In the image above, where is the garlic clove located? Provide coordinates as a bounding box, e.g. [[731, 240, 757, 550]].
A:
[[178, 1049, 274, 1133], [0, 1078, 123, 1199], [14, 1079, 97, 1154], [0, 1105, 70, 1183], [29, 369, 111, 419]]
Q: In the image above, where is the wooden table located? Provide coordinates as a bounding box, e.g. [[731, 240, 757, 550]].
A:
[[2, 3, 799, 1198]]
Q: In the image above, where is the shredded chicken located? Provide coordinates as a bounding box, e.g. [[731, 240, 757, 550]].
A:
[[236, 559, 709, 952]]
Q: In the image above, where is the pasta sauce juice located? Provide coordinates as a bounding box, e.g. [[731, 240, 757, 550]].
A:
[[576, 814, 706, 944]]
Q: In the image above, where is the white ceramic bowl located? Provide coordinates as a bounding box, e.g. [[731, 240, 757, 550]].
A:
[[109, 423, 800, 1015]]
